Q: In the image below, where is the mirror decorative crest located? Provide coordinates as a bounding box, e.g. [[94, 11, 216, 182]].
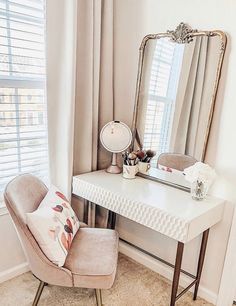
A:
[[132, 23, 227, 191]]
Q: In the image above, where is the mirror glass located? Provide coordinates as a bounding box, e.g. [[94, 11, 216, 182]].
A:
[[133, 27, 226, 190], [100, 121, 132, 153]]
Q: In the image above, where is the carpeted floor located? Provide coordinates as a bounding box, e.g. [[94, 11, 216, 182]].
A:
[[0, 254, 213, 306]]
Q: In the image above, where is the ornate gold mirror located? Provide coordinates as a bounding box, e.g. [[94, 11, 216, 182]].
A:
[[132, 23, 227, 190]]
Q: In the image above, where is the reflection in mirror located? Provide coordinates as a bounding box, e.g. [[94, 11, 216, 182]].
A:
[[133, 24, 226, 189]]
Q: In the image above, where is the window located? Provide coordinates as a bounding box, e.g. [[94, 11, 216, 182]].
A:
[[0, 0, 48, 201], [142, 38, 184, 165]]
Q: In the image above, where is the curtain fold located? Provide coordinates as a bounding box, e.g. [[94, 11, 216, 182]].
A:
[[73, 0, 114, 227], [73, 0, 114, 175], [136, 40, 156, 146], [169, 36, 209, 160], [72, 0, 114, 227], [46, 0, 78, 198], [169, 36, 220, 161], [46, 0, 114, 227]]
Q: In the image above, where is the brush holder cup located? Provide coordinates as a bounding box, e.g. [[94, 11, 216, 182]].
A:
[[138, 161, 151, 175], [123, 165, 138, 179]]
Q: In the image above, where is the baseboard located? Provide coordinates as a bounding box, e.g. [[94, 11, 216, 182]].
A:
[[119, 240, 217, 305], [0, 262, 29, 284]]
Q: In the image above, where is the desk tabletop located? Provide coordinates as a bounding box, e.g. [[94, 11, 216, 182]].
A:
[[73, 170, 225, 243]]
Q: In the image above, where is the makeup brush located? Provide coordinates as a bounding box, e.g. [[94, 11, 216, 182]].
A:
[[128, 152, 136, 165], [122, 152, 126, 165], [143, 149, 156, 162], [122, 152, 129, 165], [136, 150, 146, 161]]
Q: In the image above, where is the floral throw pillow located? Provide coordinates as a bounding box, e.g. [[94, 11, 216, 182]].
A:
[[39, 185, 80, 234], [26, 186, 80, 267]]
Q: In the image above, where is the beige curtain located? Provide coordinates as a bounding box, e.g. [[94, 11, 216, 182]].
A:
[[72, 0, 114, 227], [46, 0, 77, 198], [170, 36, 220, 160], [46, 0, 114, 227], [136, 39, 156, 147]]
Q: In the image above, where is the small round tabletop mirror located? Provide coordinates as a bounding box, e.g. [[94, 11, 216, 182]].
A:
[[100, 120, 132, 173]]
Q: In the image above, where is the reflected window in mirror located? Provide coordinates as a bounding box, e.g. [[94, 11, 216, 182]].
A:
[[143, 38, 185, 166]]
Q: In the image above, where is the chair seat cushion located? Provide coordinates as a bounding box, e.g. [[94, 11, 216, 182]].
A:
[[64, 228, 119, 289]]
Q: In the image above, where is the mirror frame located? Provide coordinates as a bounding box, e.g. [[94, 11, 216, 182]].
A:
[[131, 22, 227, 190]]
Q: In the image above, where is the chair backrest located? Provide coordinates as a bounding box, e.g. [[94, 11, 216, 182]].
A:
[[4, 174, 72, 286], [5, 174, 48, 224], [157, 153, 197, 171]]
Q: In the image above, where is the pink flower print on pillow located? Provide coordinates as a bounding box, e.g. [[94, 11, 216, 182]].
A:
[[52, 205, 63, 212], [55, 191, 68, 202], [64, 218, 73, 234]]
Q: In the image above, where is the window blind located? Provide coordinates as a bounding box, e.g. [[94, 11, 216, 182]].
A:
[[143, 39, 184, 165], [0, 0, 48, 198]]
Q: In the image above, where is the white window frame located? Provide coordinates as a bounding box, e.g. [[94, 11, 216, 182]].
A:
[[0, 0, 48, 208], [142, 40, 185, 165]]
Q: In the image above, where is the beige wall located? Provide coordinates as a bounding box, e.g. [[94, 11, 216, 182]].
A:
[[114, 0, 236, 298], [0, 213, 27, 276]]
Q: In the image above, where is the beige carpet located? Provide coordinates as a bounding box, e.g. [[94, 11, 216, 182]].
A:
[[0, 254, 213, 306]]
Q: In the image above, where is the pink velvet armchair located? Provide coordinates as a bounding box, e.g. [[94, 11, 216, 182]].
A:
[[4, 174, 119, 306]]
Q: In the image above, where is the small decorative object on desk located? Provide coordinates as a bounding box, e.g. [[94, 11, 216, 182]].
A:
[[100, 121, 132, 174], [136, 149, 156, 174], [184, 162, 216, 201], [122, 151, 138, 179], [122, 149, 156, 178]]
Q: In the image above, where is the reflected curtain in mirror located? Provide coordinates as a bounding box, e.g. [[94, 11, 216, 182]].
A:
[[170, 36, 221, 160]]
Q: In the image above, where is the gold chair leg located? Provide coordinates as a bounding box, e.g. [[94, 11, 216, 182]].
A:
[[95, 289, 103, 306], [32, 280, 46, 306]]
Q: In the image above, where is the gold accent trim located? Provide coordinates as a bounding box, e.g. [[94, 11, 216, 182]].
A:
[[167, 22, 197, 44], [131, 23, 227, 188]]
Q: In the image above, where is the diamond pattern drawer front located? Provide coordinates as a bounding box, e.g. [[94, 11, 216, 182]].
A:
[[118, 200, 189, 242], [73, 178, 121, 214], [72, 171, 225, 243]]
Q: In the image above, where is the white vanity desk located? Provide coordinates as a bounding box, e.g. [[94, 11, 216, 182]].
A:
[[72, 170, 225, 306]]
